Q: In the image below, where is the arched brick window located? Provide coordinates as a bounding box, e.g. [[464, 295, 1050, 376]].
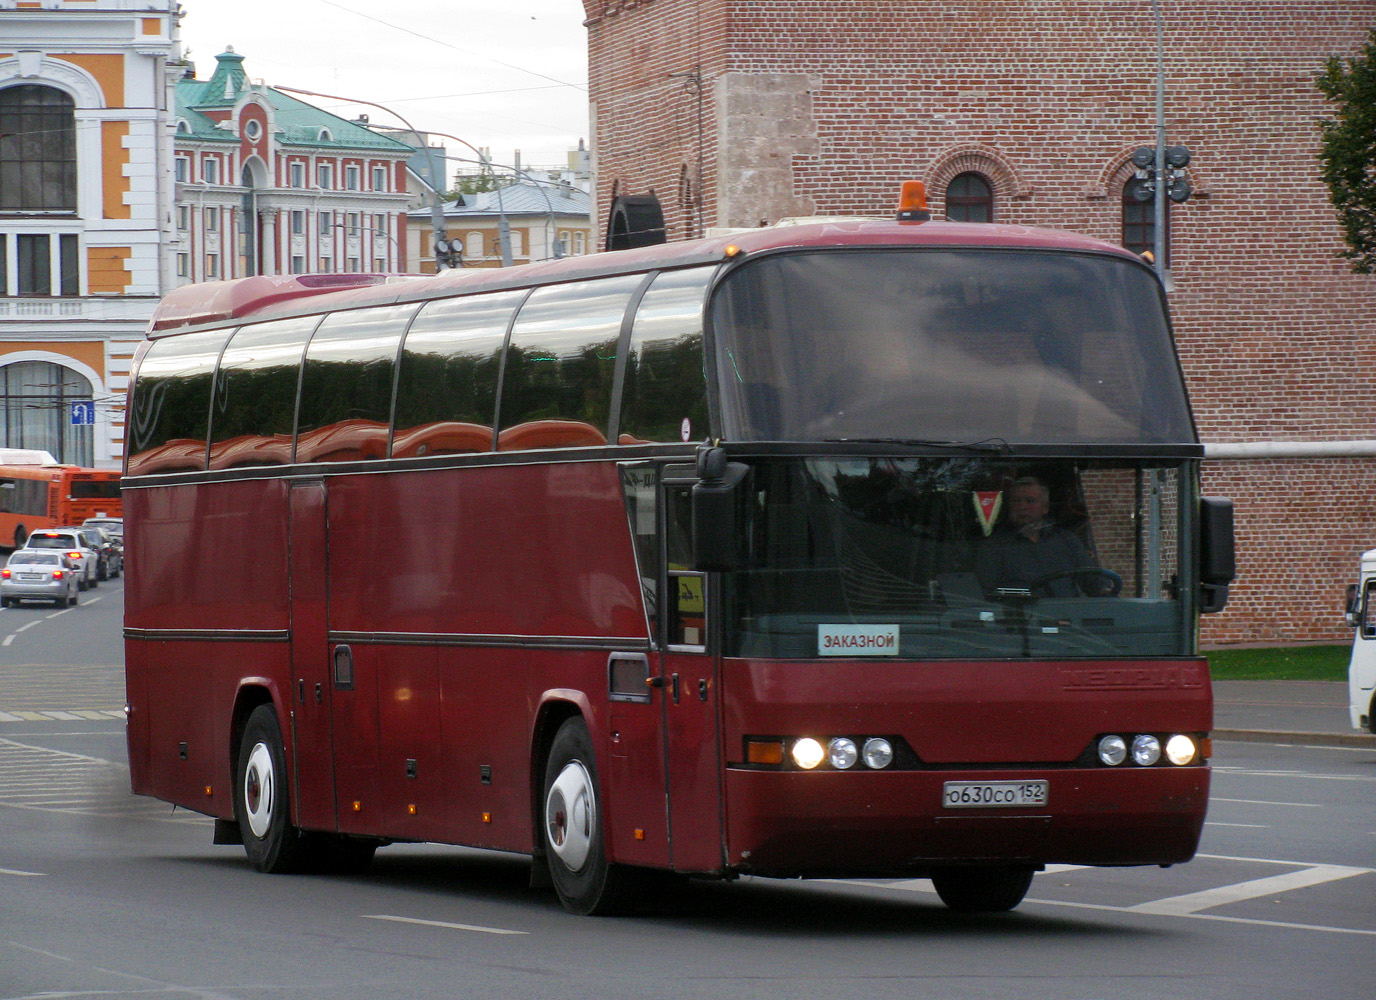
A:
[[945, 172, 994, 223], [1122, 178, 1169, 264], [0, 85, 77, 212]]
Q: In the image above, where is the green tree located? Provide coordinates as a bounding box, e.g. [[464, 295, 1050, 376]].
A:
[[1317, 29, 1376, 274]]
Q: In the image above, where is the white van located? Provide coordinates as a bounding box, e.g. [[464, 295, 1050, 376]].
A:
[[1344, 547, 1376, 733]]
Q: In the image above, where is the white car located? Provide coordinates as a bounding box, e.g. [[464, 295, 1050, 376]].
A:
[[22, 528, 99, 590], [1, 549, 80, 608]]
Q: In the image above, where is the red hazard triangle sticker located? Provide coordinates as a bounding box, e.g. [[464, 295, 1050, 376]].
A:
[[973, 491, 1003, 537]]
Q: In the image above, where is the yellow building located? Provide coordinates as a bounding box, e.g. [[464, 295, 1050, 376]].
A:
[[0, 0, 179, 468], [407, 182, 591, 272]]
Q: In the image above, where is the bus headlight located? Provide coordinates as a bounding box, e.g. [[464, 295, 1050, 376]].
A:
[[862, 738, 894, 769], [1131, 734, 1161, 766], [1098, 734, 1128, 766], [1165, 734, 1197, 766], [828, 738, 858, 769], [791, 737, 825, 770]]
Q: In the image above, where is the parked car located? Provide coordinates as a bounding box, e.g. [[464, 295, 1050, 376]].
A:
[[79, 525, 121, 579], [1, 549, 80, 608], [22, 528, 99, 590]]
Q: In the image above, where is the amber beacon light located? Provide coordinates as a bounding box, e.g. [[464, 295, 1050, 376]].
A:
[[896, 181, 932, 222]]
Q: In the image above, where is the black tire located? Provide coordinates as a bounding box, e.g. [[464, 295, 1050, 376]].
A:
[[69, 589, 78, 607], [0, 597, 10, 609], [235, 704, 310, 873], [541, 716, 640, 915], [1368, 693, 1376, 736], [931, 866, 1035, 912]]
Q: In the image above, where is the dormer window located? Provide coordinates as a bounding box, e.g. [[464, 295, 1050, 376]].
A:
[[318, 127, 332, 142]]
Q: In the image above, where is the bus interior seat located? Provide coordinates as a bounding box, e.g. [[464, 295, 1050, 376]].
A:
[[392, 421, 494, 457], [497, 419, 608, 451]]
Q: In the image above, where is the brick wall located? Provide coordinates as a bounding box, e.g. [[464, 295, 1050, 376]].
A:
[[588, 1, 1376, 644]]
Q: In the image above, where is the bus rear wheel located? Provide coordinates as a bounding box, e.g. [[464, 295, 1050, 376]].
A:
[[931, 866, 1035, 912], [235, 704, 309, 874], [541, 716, 640, 915]]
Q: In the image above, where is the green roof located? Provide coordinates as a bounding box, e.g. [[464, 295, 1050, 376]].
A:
[[175, 49, 413, 153]]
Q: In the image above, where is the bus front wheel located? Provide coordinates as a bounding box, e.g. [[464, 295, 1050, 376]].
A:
[[235, 704, 309, 874], [931, 866, 1035, 912], [541, 716, 639, 915]]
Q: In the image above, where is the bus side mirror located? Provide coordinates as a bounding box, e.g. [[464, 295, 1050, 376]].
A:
[[1199, 497, 1235, 614], [692, 447, 750, 572], [1345, 583, 1360, 627]]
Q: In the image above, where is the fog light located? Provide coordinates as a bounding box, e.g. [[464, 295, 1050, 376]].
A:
[[862, 738, 893, 769], [1131, 734, 1161, 766], [828, 738, 858, 769], [791, 737, 825, 770], [1165, 734, 1197, 766], [1098, 734, 1128, 766]]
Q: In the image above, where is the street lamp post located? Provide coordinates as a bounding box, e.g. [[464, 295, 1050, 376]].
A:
[[274, 85, 451, 270]]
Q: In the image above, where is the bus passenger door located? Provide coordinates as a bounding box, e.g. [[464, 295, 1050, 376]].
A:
[[659, 483, 724, 873], [616, 467, 724, 874], [288, 480, 336, 830]]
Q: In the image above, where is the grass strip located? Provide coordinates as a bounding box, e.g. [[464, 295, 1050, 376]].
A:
[[1204, 644, 1350, 681]]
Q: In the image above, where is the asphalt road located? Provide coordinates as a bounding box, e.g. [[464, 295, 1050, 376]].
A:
[[1, 582, 1373, 999]]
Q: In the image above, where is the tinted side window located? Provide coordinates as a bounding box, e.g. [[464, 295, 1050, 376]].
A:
[[209, 316, 320, 470], [297, 304, 417, 463], [619, 267, 712, 444], [125, 329, 231, 476], [1363, 579, 1376, 641], [392, 290, 523, 457], [498, 275, 643, 450]]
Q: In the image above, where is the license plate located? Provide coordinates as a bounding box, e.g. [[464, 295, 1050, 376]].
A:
[[19, 574, 43, 581], [942, 780, 1049, 809]]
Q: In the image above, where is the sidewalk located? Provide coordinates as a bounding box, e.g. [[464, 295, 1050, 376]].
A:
[[1212, 679, 1376, 748]]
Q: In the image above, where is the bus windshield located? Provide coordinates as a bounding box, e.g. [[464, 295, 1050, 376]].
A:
[[711, 248, 1194, 446], [720, 456, 1193, 659]]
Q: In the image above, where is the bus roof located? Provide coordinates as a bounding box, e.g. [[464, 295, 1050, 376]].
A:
[[148, 218, 1147, 337], [0, 449, 60, 466]]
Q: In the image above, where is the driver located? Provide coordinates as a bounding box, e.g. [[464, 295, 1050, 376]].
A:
[[976, 477, 1104, 597]]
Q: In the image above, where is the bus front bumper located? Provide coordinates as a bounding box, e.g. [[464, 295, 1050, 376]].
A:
[[721, 764, 1209, 877]]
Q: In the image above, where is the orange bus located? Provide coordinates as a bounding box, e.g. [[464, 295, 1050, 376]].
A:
[[0, 450, 122, 548]]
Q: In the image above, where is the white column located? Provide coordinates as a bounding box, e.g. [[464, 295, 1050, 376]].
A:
[[259, 210, 277, 275]]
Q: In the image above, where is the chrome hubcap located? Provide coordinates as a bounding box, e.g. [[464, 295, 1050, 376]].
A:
[[546, 759, 595, 873], [243, 742, 275, 839]]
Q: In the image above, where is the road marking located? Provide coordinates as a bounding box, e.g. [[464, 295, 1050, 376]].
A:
[[1, 636, 12, 647], [1212, 797, 1322, 808], [1127, 863, 1370, 916], [1205, 821, 1270, 828], [0, 867, 45, 877], [0, 709, 125, 723], [363, 914, 528, 936], [836, 852, 1376, 937], [1215, 766, 1376, 783]]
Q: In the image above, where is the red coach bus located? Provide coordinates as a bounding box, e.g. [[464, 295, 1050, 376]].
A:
[[122, 185, 1234, 915], [0, 449, 122, 548]]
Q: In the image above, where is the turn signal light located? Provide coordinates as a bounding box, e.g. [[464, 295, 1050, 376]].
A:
[[746, 739, 785, 766]]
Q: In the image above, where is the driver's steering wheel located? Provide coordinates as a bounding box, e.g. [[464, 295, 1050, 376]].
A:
[[1026, 567, 1123, 597]]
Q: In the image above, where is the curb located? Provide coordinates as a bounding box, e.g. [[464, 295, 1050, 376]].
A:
[[1212, 728, 1376, 749]]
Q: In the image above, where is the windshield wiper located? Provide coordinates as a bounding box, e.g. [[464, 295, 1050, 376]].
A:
[[823, 436, 1011, 454]]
